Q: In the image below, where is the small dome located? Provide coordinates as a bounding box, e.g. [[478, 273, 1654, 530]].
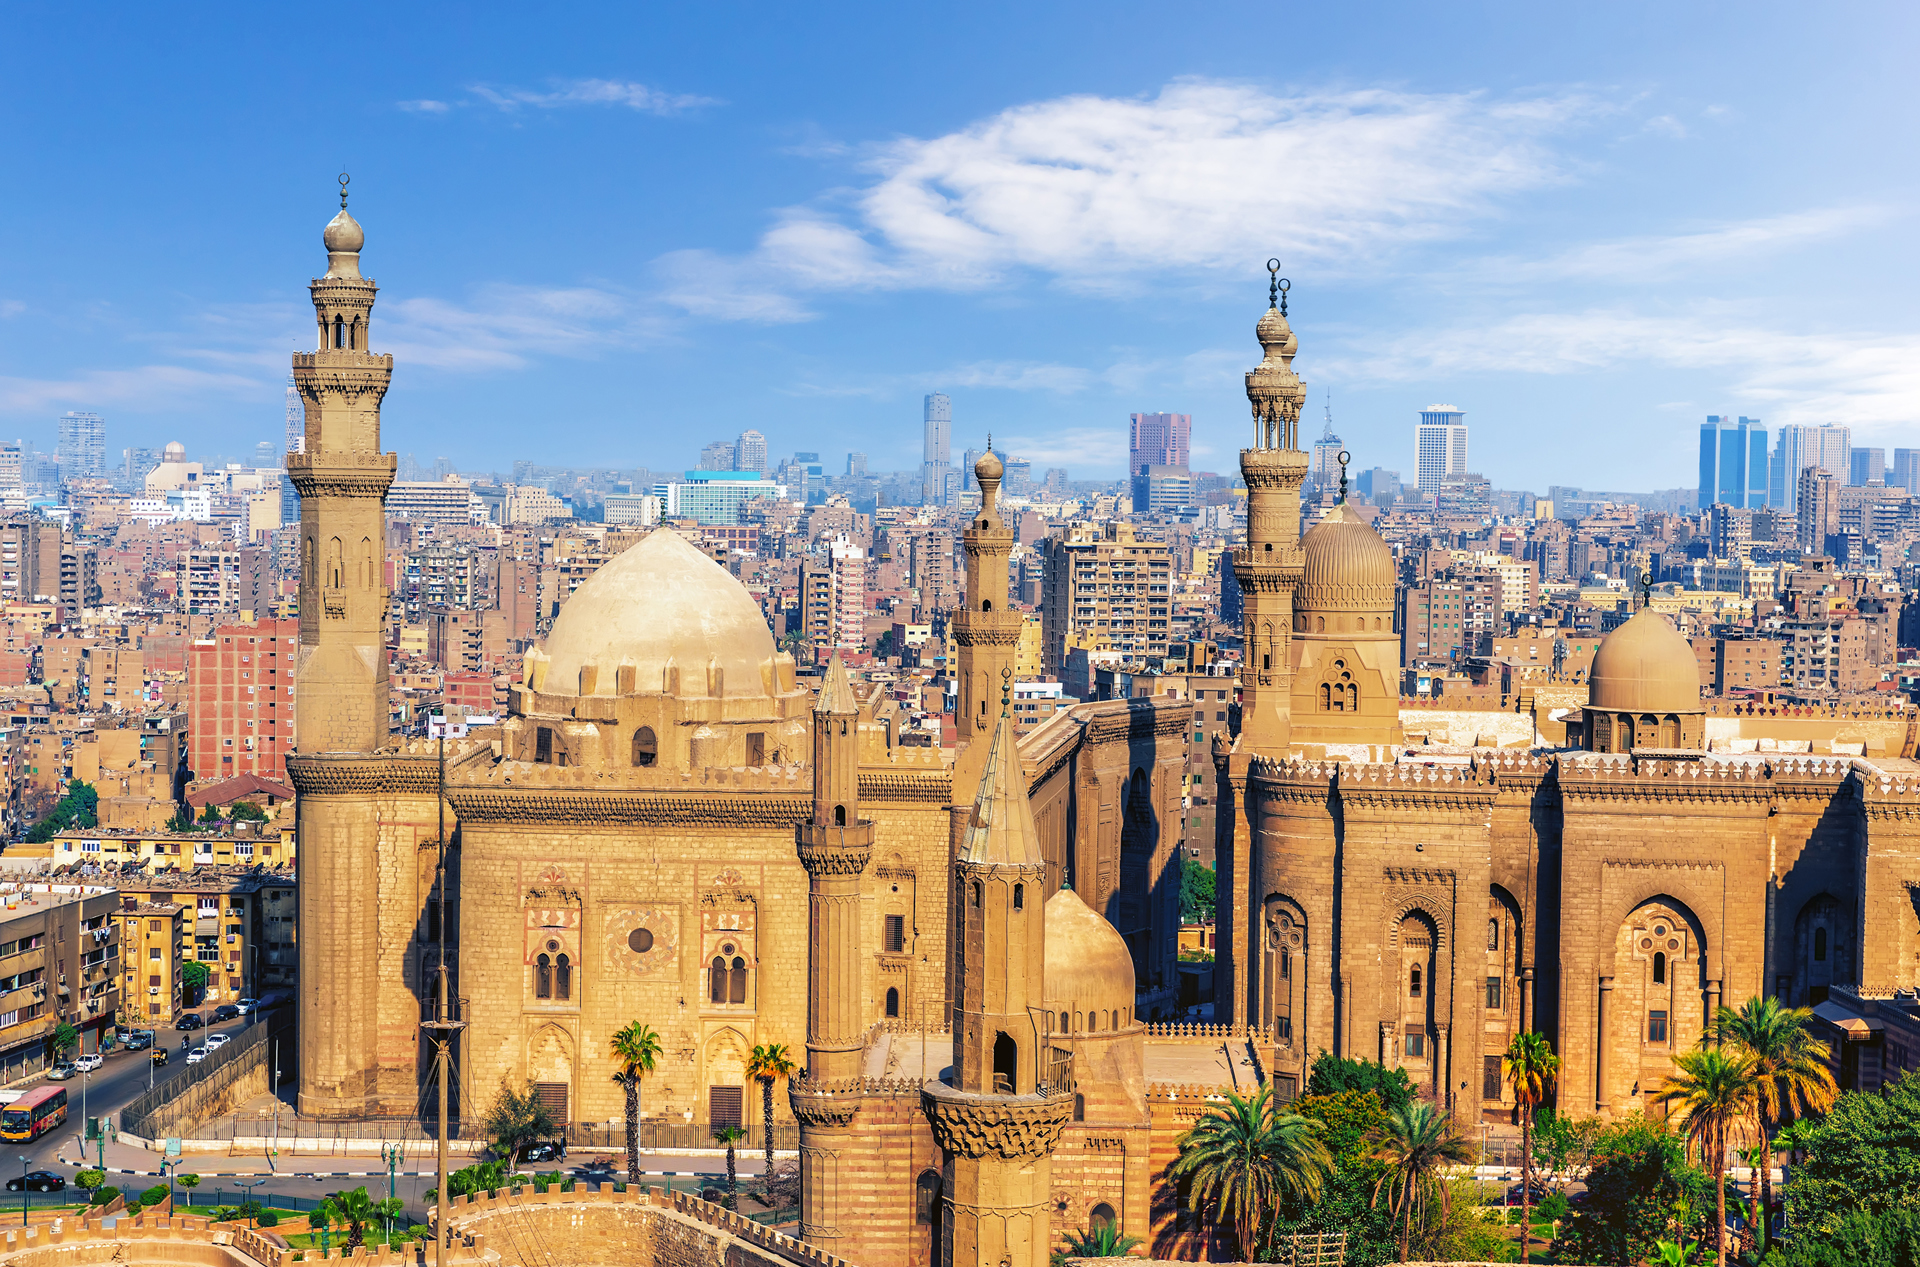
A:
[[1296, 503, 1395, 615], [324, 209, 364, 253], [1256, 306, 1293, 349], [162, 442, 186, 462], [974, 448, 1004, 484], [1044, 887, 1136, 1028], [540, 530, 777, 698], [1588, 608, 1701, 714]]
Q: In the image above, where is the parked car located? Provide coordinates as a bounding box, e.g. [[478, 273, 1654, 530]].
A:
[[177, 1013, 204, 1030], [234, 999, 258, 1015], [123, 1030, 154, 1051], [73, 1054, 103, 1073], [211, 1004, 241, 1022], [204, 1033, 231, 1049], [185, 1046, 209, 1065], [6, 1172, 63, 1193], [519, 1140, 566, 1163], [1506, 1181, 1552, 1204], [45, 1063, 75, 1081]]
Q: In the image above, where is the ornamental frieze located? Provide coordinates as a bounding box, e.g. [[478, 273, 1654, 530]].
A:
[[797, 840, 872, 877], [922, 1087, 1074, 1159], [287, 754, 441, 796], [445, 787, 811, 827]]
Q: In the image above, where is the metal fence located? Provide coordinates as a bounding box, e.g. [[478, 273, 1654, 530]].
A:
[[120, 1015, 286, 1140], [180, 1113, 801, 1154]]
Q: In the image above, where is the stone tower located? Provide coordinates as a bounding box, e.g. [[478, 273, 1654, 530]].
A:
[[793, 655, 874, 1249], [1216, 267, 1309, 1027], [924, 701, 1072, 1267], [950, 445, 1022, 801], [288, 181, 398, 1114]]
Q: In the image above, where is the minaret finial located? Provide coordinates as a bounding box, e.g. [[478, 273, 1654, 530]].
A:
[[338, 171, 351, 210], [1639, 570, 1653, 610], [1000, 665, 1013, 716], [1337, 449, 1350, 505], [1267, 258, 1280, 310]]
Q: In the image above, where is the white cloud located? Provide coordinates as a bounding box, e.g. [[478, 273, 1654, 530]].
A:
[[1481, 207, 1890, 284], [664, 81, 1591, 315], [468, 78, 720, 115], [0, 365, 263, 414], [398, 99, 452, 114], [991, 427, 1128, 468], [380, 285, 656, 370]]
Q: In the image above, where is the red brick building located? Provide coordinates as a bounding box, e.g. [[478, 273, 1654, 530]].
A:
[[188, 619, 296, 783]]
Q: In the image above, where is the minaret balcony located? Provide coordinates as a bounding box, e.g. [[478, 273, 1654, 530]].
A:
[[922, 1076, 1075, 1160]]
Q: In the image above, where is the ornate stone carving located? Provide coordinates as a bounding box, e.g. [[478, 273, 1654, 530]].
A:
[[922, 1086, 1074, 1159], [796, 839, 872, 877], [790, 1083, 861, 1128]]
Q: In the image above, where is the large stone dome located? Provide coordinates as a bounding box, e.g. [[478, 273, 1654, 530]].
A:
[[541, 529, 777, 698], [1296, 503, 1396, 614], [1588, 608, 1701, 714], [1044, 886, 1137, 1031]]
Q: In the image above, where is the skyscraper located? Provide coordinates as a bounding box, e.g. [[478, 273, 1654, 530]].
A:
[[922, 393, 951, 504], [1415, 406, 1468, 497], [1849, 446, 1886, 487], [733, 429, 767, 476], [284, 372, 303, 456], [56, 411, 105, 479], [697, 440, 734, 470], [1797, 466, 1838, 555], [1128, 411, 1191, 472], [1697, 415, 1768, 509], [1892, 448, 1920, 494], [1769, 423, 1849, 512]]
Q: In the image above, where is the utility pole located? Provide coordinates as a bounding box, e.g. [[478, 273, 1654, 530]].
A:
[[418, 709, 463, 1267]]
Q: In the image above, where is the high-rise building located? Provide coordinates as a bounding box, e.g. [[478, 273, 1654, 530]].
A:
[[1769, 423, 1849, 512], [733, 429, 767, 476], [697, 440, 734, 470], [189, 618, 298, 783], [284, 372, 303, 456], [1309, 416, 1344, 497], [1849, 446, 1886, 487], [1128, 411, 1191, 472], [56, 411, 106, 480], [845, 452, 867, 478], [0, 445, 21, 504], [1892, 448, 1920, 494], [1697, 415, 1768, 509], [922, 393, 951, 504], [1797, 466, 1839, 555], [1038, 522, 1172, 675], [1414, 406, 1468, 497]]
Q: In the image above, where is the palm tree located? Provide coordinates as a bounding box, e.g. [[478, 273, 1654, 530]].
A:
[[1713, 995, 1836, 1252], [1170, 1083, 1332, 1260], [745, 1042, 798, 1200], [1371, 1100, 1477, 1262], [609, 1022, 662, 1187], [1651, 1046, 1759, 1267], [1057, 1222, 1144, 1259], [713, 1125, 746, 1209], [316, 1186, 402, 1250], [1503, 1031, 1561, 1263]]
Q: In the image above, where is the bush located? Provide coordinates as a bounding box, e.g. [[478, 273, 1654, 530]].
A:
[[1305, 1051, 1416, 1114], [1768, 1206, 1920, 1267], [89, 1186, 120, 1207], [256, 1210, 279, 1228], [138, 1184, 171, 1208], [72, 1169, 104, 1193]]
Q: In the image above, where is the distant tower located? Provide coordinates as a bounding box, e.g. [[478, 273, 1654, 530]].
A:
[[1415, 405, 1468, 498], [793, 656, 874, 1250], [734, 428, 768, 476], [923, 394, 952, 504], [288, 176, 397, 1117], [56, 412, 106, 480], [923, 697, 1071, 1267], [1233, 265, 1308, 755]]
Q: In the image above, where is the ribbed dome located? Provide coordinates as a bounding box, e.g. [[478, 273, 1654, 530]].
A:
[[1588, 608, 1701, 714], [541, 529, 776, 698], [324, 209, 364, 253], [1044, 887, 1136, 1027], [1295, 503, 1395, 614]]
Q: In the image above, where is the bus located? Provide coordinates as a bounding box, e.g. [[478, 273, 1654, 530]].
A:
[[0, 1086, 66, 1142]]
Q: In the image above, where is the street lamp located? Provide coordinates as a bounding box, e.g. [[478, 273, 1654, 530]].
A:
[[235, 1178, 263, 1229], [382, 1143, 404, 1242], [18, 1156, 29, 1226]]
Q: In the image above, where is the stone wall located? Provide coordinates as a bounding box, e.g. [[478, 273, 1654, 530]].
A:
[[119, 1019, 274, 1142]]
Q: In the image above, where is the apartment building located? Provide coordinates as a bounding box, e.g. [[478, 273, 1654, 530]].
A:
[[188, 619, 296, 782], [118, 900, 185, 1025], [1039, 522, 1173, 675], [115, 868, 281, 1007], [0, 883, 122, 1073]]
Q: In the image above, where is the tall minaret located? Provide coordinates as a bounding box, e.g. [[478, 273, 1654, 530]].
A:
[[924, 687, 1071, 1267], [289, 173, 395, 754], [1233, 263, 1308, 755], [950, 443, 1021, 801], [793, 655, 874, 1249]]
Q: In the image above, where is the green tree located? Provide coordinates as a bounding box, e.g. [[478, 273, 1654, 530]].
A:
[[1652, 1046, 1759, 1267], [713, 1125, 745, 1209], [1170, 1083, 1333, 1260], [228, 801, 268, 823], [1369, 1099, 1476, 1262], [178, 1173, 200, 1206], [316, 1187, 402, 1250], [198, 802, 221, 824], [1306, 1050, 1416, 1114], [25, 780, 98, 843], [72, 1170, 105, 1200], [1772, 1205, 1920, 1267], [180, 961, 210, 1000], [49, 1022, 79, 1062], [1179, 858, 1216, 923], [1714, 995, 1837, 1251], [1504, 1031, 1561, 1263], [423, 1159, 518, 1205], [164, 808, 196, 834], [1787, 1069, 1920, 1236], [609, 1022, 662, 1186], [1552, 1118, 1712, 1267], [1267, 1091, 1398, 1267], [483, 1080, 558, 1161], [745, 1042, 797, 1199], [1530, 1109, 1604, 1193]]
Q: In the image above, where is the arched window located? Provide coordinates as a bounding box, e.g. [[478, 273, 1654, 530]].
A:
[[555, 953, 572, 1000], [1073, 1011, 1081, 1032], [710, 956, 727, 1003], [1652, 951, 1666, 984], [1073, 1093, 1085, 1121], [1090, 1203, 1116, 1234], [992, 1031, 1017, 1094], [1488, 918, 1499, 950], [1316, 616, 1325, 633], [534, 954, 553, 999], [1319, 683, 1330, 710], [1409, 966, 1422, 998], [834, 804, 847, 826], [327, 537, 343, 589], [982, 599, 992, 612], [333, 316, 344, 348], [1013, 884, 1024, 911], [729, 956, 747, 1004], [632, 728, 657, 767], [885, 987, 899, 1018], [1814, 928, 1828, 962], [915, 1170, 941, 1225]]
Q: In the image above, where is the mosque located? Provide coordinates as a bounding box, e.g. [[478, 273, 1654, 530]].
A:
[[283, 194, 1920, 1267]]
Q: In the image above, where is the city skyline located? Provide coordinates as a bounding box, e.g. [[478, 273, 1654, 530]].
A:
[[5, 4, 1920, 489]]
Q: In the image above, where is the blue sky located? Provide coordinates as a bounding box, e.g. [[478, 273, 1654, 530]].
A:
[[4, 2, 1918, 490]]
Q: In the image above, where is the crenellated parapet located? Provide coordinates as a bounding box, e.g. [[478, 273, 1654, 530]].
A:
[[922, 1082, 1075, 1160], [1556, 752, 1774, 806]]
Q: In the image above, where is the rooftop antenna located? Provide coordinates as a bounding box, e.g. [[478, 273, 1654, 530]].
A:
[[1322, 390, 1335, 442]]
